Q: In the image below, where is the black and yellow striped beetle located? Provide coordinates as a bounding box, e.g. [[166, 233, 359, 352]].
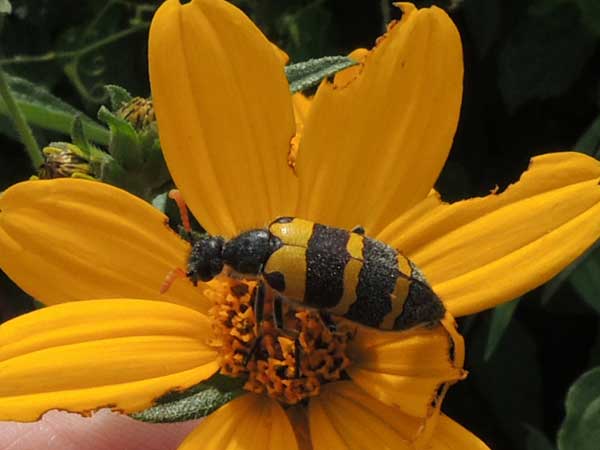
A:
[[186, 217, 445, 331]]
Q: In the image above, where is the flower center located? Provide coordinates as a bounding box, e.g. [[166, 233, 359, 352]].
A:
[[206, 277, 354, 405]]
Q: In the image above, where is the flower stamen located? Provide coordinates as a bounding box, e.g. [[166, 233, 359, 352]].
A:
[[207, 278, 354, 405]]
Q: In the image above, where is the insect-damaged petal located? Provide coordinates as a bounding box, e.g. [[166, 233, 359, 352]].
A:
[[309, 381, 437, 450], [149, 0, 297, 238], [380, 152, 600, 317], [0, 299, 219, 421], [295, 4, 462, 237], [177, 394, 299, 450], [0, 179, 211, 314], [345, 314, 465, 419]]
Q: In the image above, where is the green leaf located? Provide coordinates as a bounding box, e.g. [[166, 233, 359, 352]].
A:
[[498, 4, 596, 110], [105, 84, 133, 112], [588, 322, 600, 367], [276, 4, 334, 61], [285, 56, 357, 93], [569, 250, 600, 314], [462, 0, 501, 57], [0, 74, 110, 146], [471, 319, 543, 446], [576, 0, 600, 36], [575, 115, 600, 157], [484, 298, 520, 360], [558, 367, 600, 450], [70, 115, 91, 155], [138, 128, 171, 193], [0, 0, 11, 14], [131, 374, 245, 423], [541, 241, 600, 305], [97, 105, 142, 170], [151, 192, 168, 213], [525, 424, 556, 450]]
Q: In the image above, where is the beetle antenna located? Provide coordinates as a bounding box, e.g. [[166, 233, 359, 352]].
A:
[[168, 189, 192, 234], [160, 267, 186, 294]]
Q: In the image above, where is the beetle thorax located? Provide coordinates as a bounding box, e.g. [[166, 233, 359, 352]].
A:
[[221, 229, 282, 275]]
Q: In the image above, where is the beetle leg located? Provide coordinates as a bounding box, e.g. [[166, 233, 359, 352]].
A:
[[318, 310, 337, 333], [294, 338, 303, 378], [253, 281, 266, 335], [272, 293, 284, 330], [244, 282, 266, 366]]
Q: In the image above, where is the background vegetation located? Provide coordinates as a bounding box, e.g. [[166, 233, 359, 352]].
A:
[[1, 1, 600, 449]]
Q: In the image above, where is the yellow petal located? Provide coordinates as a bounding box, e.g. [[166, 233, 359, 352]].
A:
[[346, 314, 464, 419], [149, 0, 297, 238], [272, 43, 290, 65], [332, 48, 368, 88], [292, 93, 312, 128], [179, 394, 299, 450], [295, 4, 463, 236], [379, 152, 600, 317], [426, 415, 490, 450], [0, 299, 219, 421], [288, 93, 312, 172], [309, 381, 435, 450], [0, 179, 209, 313]]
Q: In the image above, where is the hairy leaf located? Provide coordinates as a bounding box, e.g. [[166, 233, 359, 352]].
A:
[[0, 73, 109, 145], [285, 55, 357, 93], [131, 374, 245, 423]]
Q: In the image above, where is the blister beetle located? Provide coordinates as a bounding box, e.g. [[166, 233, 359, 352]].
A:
[[183, 217, 445, 331]]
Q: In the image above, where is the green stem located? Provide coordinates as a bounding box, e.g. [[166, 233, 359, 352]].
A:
[[0, 23, 149, 67], [84, 1, 117, 35], [0, 66, 42, 168]]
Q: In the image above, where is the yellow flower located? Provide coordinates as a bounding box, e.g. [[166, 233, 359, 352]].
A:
[[1, 1, 600, 450]]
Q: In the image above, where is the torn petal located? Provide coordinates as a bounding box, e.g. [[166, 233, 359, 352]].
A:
[[296, 4, 462, 236], [0, 299, 219, 421], [346, 314, 465, 418], [380, 152, 600, 317]]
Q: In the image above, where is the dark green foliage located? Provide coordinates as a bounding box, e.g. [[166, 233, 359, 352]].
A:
[[0, 73, 109, 145], [484, 298, 520, 361], [498, 2, 596, 110], [463, 0, 501, 57], [558, 367, 600, 450], [576, 0, 600, 36], [454, 318, 543, 450], [0, 0, 11, 15], [525, 425, 556, 450]]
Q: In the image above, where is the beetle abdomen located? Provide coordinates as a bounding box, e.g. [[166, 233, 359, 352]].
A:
[[264, 218, 445, 331]]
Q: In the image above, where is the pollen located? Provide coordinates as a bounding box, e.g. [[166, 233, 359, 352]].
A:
[[206, 277, 353, 405]]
